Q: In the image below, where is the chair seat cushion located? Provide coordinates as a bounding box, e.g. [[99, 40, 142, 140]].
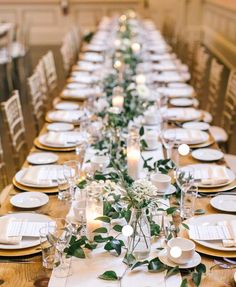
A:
[[209, 126, 228, 142], [225, 154, 236, 174]]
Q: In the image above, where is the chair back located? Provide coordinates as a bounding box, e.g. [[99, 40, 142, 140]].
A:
[[205, 58, 224, 120], [221, 70, 236, 137], [28, 71, 45, 132], [1, 90, 27, 169], [42, 50, 58, 93], [0, 136, 8, 190], [191, 45, 210, 102], [35, 58, 48, 105]]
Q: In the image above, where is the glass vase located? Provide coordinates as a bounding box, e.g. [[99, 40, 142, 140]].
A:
[[127, 208, 151, 260]]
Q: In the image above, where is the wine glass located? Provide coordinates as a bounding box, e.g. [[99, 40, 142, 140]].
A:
[[47, 218, 73, 278], [63, 160, 80, 200], [160, 127, 176, 159], [175, 166, 195, 219]]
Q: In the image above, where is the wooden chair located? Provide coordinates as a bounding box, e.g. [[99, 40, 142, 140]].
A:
[[1, 90, 28, 170], [205, 58, 224, 122], [42, 51, 58, 94], [210, 70, 236, 146], [0, 136, 8, 191], [191, 45, 210, 104], [28, 71, 45, 133], [35, 58, 48, 109]]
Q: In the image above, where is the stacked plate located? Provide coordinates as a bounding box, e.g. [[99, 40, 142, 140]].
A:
[[164, 128, 209, 145], [54, 102, 80, 111], [170, 98, 194, 107], [165, 108, 202, 122], [46, 110, 86, 124], [186, 214, 236, 257], [38, 131, 88, 149], [158, 86, 194, 98], [180, 164, 235, 188], [15, 165, 62, 188]]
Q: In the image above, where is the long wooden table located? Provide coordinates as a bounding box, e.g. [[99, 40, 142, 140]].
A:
[[0, 121, 236, 286]]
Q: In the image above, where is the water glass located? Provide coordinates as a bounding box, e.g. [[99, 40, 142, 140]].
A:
[[39, 225, 58, 269], [57, 168, 70, 201], [63, 160, 80, 200], [160, 128, 176, 159], [181, 185, 198, 219], [47, 219, 73, 278]]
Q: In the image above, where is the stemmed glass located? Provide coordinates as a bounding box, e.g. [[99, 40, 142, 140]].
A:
[[160, 127, 176, 160], [47, 218, 73, 278], [175, 167, 195, 219], [63, 160, 80, 201]]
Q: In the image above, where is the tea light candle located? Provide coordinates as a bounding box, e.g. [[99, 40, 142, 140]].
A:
[[131, 42, 141, 54], [136, 74, 146, 85], [170, 246, 182, 258], [122, 225, 133, 237], [178, 144, 190, 156], [114, 60, 122, 70], [112, 94, 124, 108], [127, 146, 141, 180]]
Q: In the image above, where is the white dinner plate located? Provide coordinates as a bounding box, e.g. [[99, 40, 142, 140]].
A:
[[187, 214, 236, 251], [170, 98, 194, 107], [164, 128, 209, 145], [39, 131, 87, 148], [27, 152, 59, 165], [47, 123, 74, 132], [10, 192, 49, 208], [210, 195, 236, 212], [54, 102, 80, 110], [47, 110, 85, 123], [15, 165, 61, 188], [158, 86, 194, 98], [182, 121, 210, 131], [165, 108, 202, 122], [0, 213, 53, 250], [180, 164, 235, 188], [168, 83, 190, 88], [192, 148, 224, 162], [159, 249, 201, 269]]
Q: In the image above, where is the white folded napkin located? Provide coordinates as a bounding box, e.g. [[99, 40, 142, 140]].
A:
[[194, 165, 230, 186], [21, 166, 59, 186], [44, 131, 85, 147], [166, 129, 207, 144], [166, 108, 200, 121], [0, 218, 21, 245], [218, 221, 236, 247]]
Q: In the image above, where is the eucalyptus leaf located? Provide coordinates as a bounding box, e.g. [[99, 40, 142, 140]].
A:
[[194, 209, 205, 215], [180, 278, 188, 287], [98, 270, 118, 281], [95, 216, 111, 223], [93, 227, 108, 234], [181, 223, 189, 230], [131, 260, 149, 270]]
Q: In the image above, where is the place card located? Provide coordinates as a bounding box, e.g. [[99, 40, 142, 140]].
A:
[[7, 221, 52, 238]]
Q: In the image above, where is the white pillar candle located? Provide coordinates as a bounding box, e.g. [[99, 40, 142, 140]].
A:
[[86, 199, 103, 241], [112, 94, 124, 108], [127, 146, 141, 180]]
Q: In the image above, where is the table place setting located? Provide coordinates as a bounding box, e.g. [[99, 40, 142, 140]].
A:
[[46, 110, 87, 124], [164, 108, 202, 122]]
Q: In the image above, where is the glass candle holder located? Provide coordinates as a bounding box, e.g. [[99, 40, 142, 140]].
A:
[[127, 133, 141, 180]]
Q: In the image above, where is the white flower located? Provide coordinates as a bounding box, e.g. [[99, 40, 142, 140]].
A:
[[131, 179, 157, 199]]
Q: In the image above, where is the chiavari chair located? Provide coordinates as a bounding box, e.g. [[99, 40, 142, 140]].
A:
[[0, 136, 8, 191], [210, 70, 236, 150], [1, 90, 28, 170], [28, 71, 45, 133], [35, 58, 49, 109], [191, 45, 210, 102], [205, 58, 224, 123], [42, 50, 58, 95]]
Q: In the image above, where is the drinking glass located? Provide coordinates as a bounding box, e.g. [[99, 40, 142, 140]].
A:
[[175, 167, 195, 219], [57, 168, 70, 201], [181, 185, 198, 219], [160, 127, 176, 159], [47, 219, 73, 278], [39, 225, 58, 269], [63, 160, 80, 200]]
